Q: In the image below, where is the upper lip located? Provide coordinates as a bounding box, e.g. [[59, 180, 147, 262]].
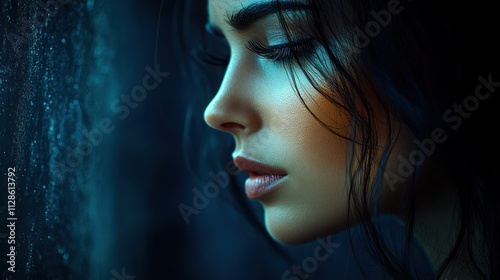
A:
[[233, 155, 287, 176]]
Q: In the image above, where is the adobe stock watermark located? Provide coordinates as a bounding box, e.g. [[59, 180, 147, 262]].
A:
[[7, 0, 70, 53], [178, 160, 241, 225], [111, 267, 135, 280], [50, 64, 170, 181], [385, 73, 498, 190], [282, 235, 341, 280]]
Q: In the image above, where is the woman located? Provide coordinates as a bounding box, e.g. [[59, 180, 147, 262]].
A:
[[177, 0, 499, 278]]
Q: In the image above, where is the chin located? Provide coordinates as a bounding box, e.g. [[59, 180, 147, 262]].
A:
[[262, 205, 346, 245]]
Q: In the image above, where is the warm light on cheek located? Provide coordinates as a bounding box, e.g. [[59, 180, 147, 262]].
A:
[[288, 70, 353, 139], [310, 95, 351, 134]]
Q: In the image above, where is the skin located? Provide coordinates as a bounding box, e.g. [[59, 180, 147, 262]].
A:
[[204, 0, 410, 244]]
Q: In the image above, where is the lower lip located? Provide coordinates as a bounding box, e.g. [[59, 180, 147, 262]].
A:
[[245, 174, 287, 199]]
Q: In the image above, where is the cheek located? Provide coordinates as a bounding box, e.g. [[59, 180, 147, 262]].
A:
[[263, 71, 351, 182], [259, 73, 354, 243]]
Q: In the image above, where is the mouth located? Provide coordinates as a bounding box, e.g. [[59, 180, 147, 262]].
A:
[[233, 155, 288, 199]]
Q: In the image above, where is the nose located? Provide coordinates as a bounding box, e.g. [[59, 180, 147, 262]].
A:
[[203, 58, 261, 135]]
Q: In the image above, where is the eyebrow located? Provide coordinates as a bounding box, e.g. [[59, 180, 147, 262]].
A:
[[207, 1, 309, 37]]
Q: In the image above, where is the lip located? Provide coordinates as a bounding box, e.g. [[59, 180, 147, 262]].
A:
[[233, 155, 288, 199]]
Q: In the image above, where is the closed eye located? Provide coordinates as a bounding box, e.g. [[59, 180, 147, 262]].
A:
[[246, 37, 317, 63]]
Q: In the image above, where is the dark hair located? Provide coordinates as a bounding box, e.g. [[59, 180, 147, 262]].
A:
[[176, 0, 499, 279]]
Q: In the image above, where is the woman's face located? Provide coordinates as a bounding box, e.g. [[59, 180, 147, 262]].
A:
[[204, 0, 407, 244]]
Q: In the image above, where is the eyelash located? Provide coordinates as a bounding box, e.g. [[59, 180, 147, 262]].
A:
[[199, 38, 316, 67], [246, 38, 316, 63]]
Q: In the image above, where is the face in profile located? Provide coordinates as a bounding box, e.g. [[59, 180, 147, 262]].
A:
[[203, 0, 411, 244]]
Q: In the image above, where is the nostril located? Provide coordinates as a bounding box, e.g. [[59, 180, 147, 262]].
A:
[[220, 122, 245, 131]]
